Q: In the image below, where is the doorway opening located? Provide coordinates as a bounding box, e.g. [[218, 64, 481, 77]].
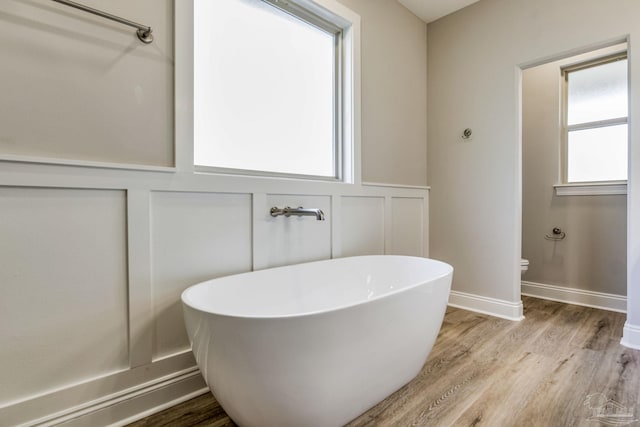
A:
[[520, 42, 628, 313]]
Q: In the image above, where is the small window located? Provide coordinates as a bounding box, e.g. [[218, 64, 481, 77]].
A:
[[562, 54, 628, 183], [194, 0, 345, 180]]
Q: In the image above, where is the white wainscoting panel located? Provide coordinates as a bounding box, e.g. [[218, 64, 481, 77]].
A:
[[150, 191, 253, 360], [340, 196, 385, 256], [0, 178, 429, 426], [0, 187, 129, 406], [390, 197, 424, 256], [263, 194, 332, 268]]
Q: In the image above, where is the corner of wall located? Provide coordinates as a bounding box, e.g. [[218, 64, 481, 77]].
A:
[[448, 290, 524, 321], [621, 322, 640, 350]]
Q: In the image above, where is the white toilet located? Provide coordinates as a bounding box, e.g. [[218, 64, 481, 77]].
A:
[[520, 258, 529, 275]]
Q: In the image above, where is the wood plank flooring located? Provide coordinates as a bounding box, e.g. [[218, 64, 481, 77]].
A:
[[127, 297, 640, 426]]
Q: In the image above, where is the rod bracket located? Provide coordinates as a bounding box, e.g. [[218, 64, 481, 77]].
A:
[[137, 28, 154, 44]]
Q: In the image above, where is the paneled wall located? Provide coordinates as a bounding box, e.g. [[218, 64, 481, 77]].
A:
[[341, 196, 385, 256], [0, 0, 430, 424], [0, 188, 129, 406], [150, 191, 254, 360], [0, 165, 429, 426]]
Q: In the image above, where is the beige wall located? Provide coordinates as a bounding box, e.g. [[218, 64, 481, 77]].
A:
[[0, 0, 428, 186], [0, 0, 432, 424], [522, 54, 627, 296], [427, 0, 640, 323], [0, 0, 175, 166], [338, 0, 427, 186]]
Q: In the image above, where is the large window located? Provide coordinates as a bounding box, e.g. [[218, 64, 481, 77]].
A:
[[563, 54, 628, 183], [194, 0, 346, 179]]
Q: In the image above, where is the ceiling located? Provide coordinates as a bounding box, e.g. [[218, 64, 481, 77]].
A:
[[397, 0, 480, 23]]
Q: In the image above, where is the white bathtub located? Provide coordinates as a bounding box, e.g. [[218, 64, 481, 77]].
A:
[[181, 255, 453, 427]]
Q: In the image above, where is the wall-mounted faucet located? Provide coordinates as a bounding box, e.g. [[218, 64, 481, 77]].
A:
[[270, 206, 325, 221]]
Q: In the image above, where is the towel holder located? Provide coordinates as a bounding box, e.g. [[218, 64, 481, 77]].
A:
[[51, 0, 154, 44]]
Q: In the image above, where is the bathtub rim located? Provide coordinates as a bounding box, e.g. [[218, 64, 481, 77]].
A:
[[181, 255, 453, 320]]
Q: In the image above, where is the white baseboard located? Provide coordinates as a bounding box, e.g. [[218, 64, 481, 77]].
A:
[[12, 367, 208, 427], [448, 290, 524, 321], [521, 280, 626, 313], [621, 322, 640, 350]]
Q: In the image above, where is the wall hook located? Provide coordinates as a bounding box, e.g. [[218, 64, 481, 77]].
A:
[[544, 227, 566, 241], [462, 128, 472, 140]]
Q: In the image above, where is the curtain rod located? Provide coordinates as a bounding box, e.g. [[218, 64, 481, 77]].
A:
[[51, 0, 153, 44]]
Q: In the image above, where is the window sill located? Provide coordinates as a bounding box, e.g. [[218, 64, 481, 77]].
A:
[[554, 182, 627, 196]]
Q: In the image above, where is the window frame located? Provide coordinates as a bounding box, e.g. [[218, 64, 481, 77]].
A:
[[191, 0, 355, 183], [560, 52, 628, 185]]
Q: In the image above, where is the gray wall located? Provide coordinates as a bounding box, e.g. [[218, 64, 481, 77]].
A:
[[427, 0, 640, 325], [0, 0, 431, 424], [0, 0, 428, 187], [522, 53, 627, 296], [336, 0, 427, 186], [0, 0, 175, 166]]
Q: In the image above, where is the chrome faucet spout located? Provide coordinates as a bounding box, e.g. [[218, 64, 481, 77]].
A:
[[270, 206, 325, 221]]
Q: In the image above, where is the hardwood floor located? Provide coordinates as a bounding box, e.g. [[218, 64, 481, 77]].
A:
[[127, 297, 640, 426]]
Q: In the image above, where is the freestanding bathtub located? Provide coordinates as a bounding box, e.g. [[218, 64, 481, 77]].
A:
[[181, 255, 453, 427]]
